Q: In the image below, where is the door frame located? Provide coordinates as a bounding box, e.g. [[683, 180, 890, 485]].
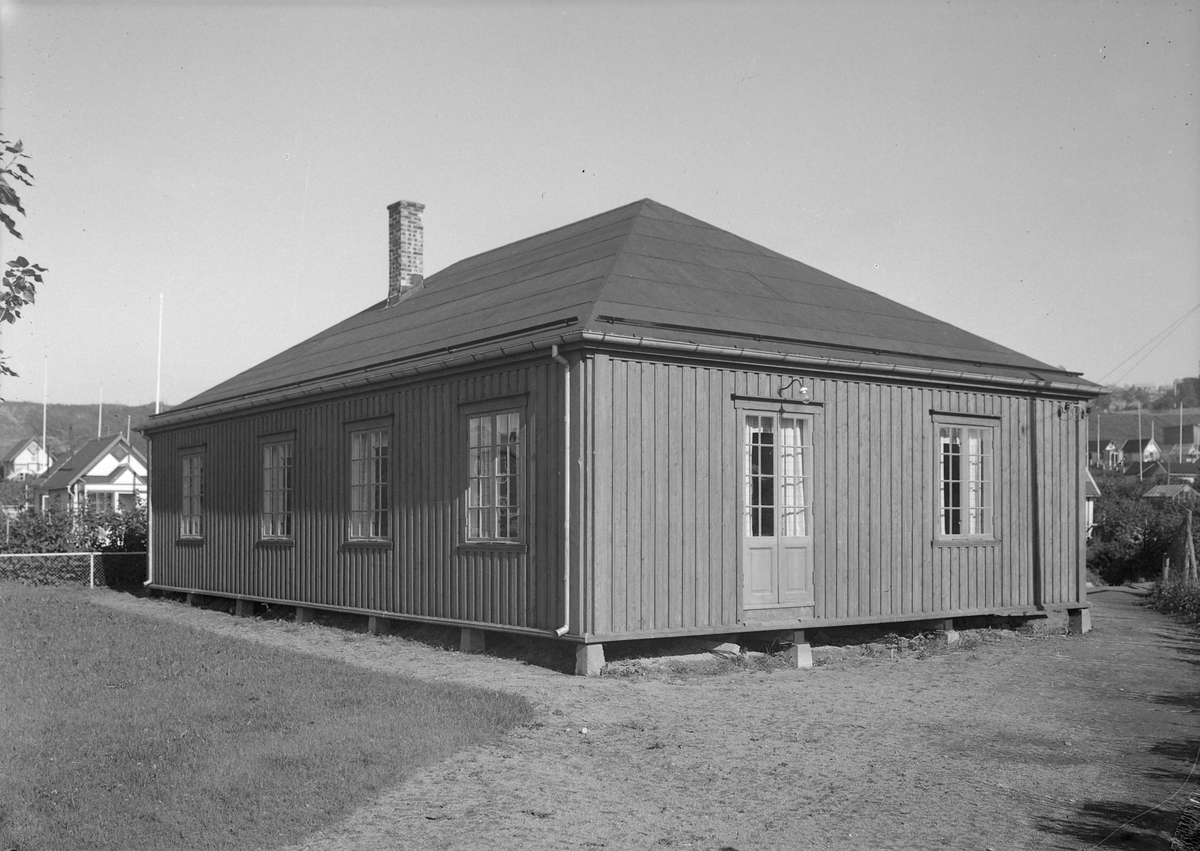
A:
[[733, 395, 823, 616]]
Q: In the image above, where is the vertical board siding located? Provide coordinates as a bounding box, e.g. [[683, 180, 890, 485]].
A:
[[586, 354, 1086, 638], [151, 351, 1086, 640], [150, 362, 561, 631]]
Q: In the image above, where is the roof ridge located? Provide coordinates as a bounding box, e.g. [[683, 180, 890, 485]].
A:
[[576, 199, 657, 330], [430, 198, 651, 280]]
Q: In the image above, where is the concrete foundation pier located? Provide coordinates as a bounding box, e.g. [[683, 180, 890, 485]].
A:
[[576, 643, 605, 676], [368, 616, 393, 635], [295, 606, 317, 623], [785, 630, 814, 669], [935, 618, 960, 645], [234, 598, 255, 618], [460, 627, 486, 653], [1068, 608, 1092, 634]]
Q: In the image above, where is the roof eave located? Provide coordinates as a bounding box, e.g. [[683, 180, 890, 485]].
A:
[[143, 330, 1098, 432]]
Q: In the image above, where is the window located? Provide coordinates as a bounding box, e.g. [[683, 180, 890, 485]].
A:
[[744, 414, 811, 538], [181, 451, 204, 537], [262, 439, 294, 538], [467, 410, 523, 541], [349, 426, 390, 539], [88, 491, 113, 513], [936, 420, 995, 539]]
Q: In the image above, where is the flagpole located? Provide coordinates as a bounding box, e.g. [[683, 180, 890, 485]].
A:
[[156, 293, 164, 415], [42, 360, 47, 468]]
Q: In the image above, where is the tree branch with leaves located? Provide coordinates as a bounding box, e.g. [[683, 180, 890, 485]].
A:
[[1, 135, 47, 379]]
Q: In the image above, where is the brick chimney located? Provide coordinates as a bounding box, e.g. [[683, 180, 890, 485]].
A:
[[387, 199, 425, 306]]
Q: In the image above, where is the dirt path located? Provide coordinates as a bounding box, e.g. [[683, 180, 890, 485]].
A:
[[91, 589, 1200, 850]]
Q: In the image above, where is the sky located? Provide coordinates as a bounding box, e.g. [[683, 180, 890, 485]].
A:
[[0, 0, 1197, 406]]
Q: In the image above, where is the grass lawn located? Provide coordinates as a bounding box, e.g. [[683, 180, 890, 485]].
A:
[[0, 583, 533, 851]]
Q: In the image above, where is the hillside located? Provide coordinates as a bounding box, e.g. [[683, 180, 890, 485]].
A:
[[1088, 406, 1200, 449], [0, 401, 162, 460]]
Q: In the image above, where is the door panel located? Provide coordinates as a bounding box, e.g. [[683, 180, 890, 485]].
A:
[[744, 547, 778, 607], [742, 411, 815, 610]]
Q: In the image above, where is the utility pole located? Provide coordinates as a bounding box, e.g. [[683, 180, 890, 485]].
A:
[[1138, 402, 1144, 482]]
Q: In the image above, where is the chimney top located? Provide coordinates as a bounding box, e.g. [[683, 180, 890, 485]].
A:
[[387, 200, 425, 307]]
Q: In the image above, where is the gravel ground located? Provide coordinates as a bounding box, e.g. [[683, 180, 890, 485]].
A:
[[91, 587, 1200, 851]]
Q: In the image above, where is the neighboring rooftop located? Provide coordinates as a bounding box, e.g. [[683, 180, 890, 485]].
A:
[[41, 435, 145, 492]]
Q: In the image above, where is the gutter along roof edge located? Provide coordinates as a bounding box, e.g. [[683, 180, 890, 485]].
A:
[[577, 331, 1100, 396], [143, 330, 1100, 432]]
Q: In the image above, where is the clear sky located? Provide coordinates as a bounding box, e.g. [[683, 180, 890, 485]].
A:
[[1, 0, 1196, 406]]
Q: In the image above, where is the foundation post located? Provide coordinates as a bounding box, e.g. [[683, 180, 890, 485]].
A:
[[295, 606, 316, 623], [576, 643, 605, 676], [460, 627, 486, 653], [936, 619, 960, 645], [185, 592, 205, 607], [368, 616, 392, 635], [785, 630, 814, 669], [234, 599, 255, 618], [1068, 608, 1092, 635]]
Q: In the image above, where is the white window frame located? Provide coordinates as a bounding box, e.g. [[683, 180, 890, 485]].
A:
[[933, 415, 997, 541], [261, 437, 295, 539], [180, 449, 205, 538], [348, 422, 391, 541], [464, 404, 525, 544]]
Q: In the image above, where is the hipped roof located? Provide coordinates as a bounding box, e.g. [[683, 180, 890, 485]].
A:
[[150, 199, 1098, 429]]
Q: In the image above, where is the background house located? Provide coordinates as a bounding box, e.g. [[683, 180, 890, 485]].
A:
[[1121, 437, 1161, 465], [1087, 438, 1121, 471], [0, 438, 54, 481], [1161, 423, 1200, 462], [38, 435, 148, 514], [1084, 468, 1101, 538], [1118, 457, 1200, 485], [143, 198, 1100, 674]]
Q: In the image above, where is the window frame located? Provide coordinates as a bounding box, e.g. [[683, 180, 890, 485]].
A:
[[259, 433, 295, 541], [461, 397, 527, 548], [345, 418, 393, 543], [742, 411, 815, 540], [931, 413, 999, 544], [180, 447, 205, 539]]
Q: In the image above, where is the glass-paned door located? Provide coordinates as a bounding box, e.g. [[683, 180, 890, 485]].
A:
[[743, 412, 814, 609]]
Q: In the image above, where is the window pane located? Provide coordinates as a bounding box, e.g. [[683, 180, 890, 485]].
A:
[[349, 427, 389, 539], [466, 411, 522, 541], [937, 422, 995, 538], [262, 440, 294, 538]]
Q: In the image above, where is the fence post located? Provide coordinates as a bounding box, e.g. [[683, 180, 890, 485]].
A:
[[89, 552, 95, 588], [1163, 555, 1171, 585]]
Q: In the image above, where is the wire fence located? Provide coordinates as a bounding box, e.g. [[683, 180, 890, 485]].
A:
[[0, 552, 147, 588]]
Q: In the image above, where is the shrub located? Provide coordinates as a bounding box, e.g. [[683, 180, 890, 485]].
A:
[[0, 504, 147, 554], [1087, 476, 1197, 584], [1148, 579, 1200, 621]]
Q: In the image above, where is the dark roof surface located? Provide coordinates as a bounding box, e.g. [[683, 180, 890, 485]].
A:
[[164, 199, 1097, 418], [40, 435, 146, 491]]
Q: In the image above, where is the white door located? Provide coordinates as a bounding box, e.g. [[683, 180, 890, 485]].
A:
[[742, 412, 814, 609]]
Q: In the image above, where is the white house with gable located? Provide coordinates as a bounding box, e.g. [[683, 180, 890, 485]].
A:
[[38, 435, 148, 513], [0, 438, 55, 480]]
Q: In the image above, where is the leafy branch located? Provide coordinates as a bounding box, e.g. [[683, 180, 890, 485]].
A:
[[0, 135, 46, 380]]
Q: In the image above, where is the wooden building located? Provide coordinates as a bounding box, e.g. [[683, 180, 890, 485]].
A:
[[143, 199, 1100, 674]]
